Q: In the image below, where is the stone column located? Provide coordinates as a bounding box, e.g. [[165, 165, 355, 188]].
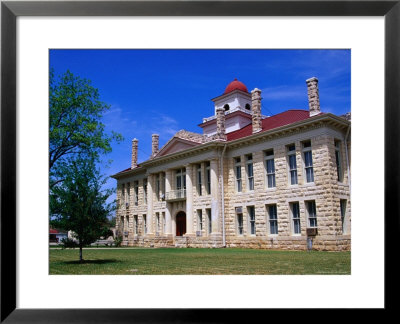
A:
[[146, 174, 154, 235], [306, 77, 321, 117], [185, 164, 194, 235], [131, 138, 138, 169], [215, 107, 227, 141], [251, 88, 262, 134], [116, 184, 123, 236], [165, 170, 173, 234], [151, 134, 159, 158], [210, 159, 220, 234]]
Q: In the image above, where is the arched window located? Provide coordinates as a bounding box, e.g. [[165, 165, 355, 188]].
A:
[[224, 104, 230, 111], [245, 103, 251, 110]]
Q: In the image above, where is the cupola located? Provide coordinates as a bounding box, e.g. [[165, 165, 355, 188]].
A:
[[200, 78, 254, 136], [224, 78, 249, 94]]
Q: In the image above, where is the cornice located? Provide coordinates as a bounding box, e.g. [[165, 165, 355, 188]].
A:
[[210, 89, 251, 102], [112, 141, 224, 179], [227, 113, 350, 149], [112, 113, 350, 180]]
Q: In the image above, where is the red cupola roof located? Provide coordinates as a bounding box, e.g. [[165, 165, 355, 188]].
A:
[[224, 78, 248, 94]]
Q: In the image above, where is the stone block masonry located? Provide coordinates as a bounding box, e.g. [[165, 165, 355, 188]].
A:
[[117, 127, 350, 251], [113, 77, 350, 251], [251, 88, 262, 133], [131, 138, 138, 169], [306, 77, 321, 117]]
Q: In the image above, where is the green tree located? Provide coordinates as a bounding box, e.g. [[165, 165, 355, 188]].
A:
[[50, 156, 115, 262], [49, 69, 122, 188], [109, 216, 116, 228], [98, 217, 115, 239]]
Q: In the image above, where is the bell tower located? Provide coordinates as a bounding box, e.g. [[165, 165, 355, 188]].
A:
[[199, 78, 254, 136], [212, 78, 252, 114]]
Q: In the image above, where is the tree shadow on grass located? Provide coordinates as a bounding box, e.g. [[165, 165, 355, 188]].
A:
[[63, 259, 121, 265]]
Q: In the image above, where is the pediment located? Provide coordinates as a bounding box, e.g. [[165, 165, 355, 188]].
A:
[[157, 137, 200, 157]]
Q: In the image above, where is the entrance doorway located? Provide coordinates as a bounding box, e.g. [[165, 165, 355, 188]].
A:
[[176, 211, 186, 236]]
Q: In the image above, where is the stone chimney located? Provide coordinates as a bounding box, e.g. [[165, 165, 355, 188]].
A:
[[151, 134, 159, 158], [215, 107, 226, 140], [251, 88, 262, 133], [131, 138, 138, 169], [306, 77, 321, 117]]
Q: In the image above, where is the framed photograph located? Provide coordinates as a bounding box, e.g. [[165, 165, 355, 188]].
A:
[[1, 0, 398, 322]]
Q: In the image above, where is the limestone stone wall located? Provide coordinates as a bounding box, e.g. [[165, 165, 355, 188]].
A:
[[223, 132, 350, 251], [115, 124, 350, 251]]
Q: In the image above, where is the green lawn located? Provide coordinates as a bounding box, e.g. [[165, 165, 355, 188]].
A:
[[49, 248, 350, 275]]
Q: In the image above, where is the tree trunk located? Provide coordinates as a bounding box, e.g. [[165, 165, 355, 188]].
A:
[[79, 243, 83, 263]]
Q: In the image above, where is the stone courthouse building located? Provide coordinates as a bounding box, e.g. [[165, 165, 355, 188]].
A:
[[112, 78, 351, 251]]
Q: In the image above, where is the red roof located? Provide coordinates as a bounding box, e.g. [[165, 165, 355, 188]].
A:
[[227, 110, 311, 141], [116, 167, 132, 174], [114, 110, 314, 175], [224, 78, 248, 94], [49, 229, 58, 234]]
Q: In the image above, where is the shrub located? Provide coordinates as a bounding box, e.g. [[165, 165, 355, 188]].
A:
[[114, 236, 123, 247], [61, 237, 79, 249]]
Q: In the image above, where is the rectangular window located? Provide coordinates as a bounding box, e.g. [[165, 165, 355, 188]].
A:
[[121, 184, 125, 205], [197, 164, 202, 196], [248, 206, 256, 235], [265, 149, 276, 188], [161, 173, 166, 199], [302, 140, 314, 183], [197, 209, 203, 231], [234, 157, 242, 192], [306, 201, 317, 228], [134, 215, 138, 235], [120, 216, 125, 234], [143, 178, 148, 204], [134, 181, 139, 206], [143, 214, 147, 234], [287, 144, 298, 185], [340, 199, 347, 234], [206, 208, 212, 234], [205, 162, 211, 195], [123, 182, 130, 208], [236, 207, 244, 235], [267, 204, 278, 235], [335, 140, 343, 182], [175, 169, 186, 190], [246, 154, 254, 191], [156, 212, 160, 232], [156, 174, 160, 200], [162, 212, 166, 233], [291, 202, 301, 234], [176, 169, 182, 190]]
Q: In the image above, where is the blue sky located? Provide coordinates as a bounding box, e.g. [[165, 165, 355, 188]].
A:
[[50, 49, 351, 206]]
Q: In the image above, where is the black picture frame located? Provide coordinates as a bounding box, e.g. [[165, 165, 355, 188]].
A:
[[1, 0, 398, 322]]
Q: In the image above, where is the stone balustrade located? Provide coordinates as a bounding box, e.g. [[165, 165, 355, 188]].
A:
[[165, 189, 186, 202]]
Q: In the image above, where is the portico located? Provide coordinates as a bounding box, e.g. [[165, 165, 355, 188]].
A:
[[158, 160, 220, 241]]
